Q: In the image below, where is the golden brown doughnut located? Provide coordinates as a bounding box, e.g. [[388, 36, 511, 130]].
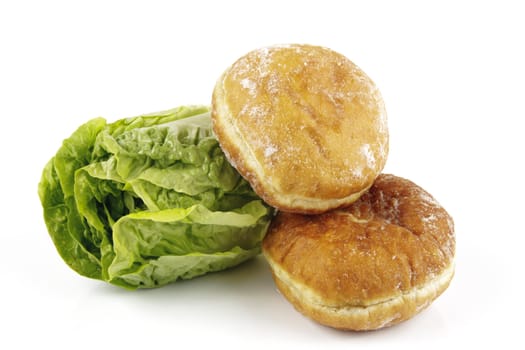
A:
[[262, 174, 455, 331], [212, 44, 388, 214]]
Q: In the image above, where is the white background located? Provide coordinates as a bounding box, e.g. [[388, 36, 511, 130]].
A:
[[1, 0, 524, 348]]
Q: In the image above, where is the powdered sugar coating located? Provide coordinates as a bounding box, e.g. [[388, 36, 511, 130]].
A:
[[240, 78, 257, 96], [343, 174, 455, 261], [360, 144, 377, 169], [264, 144, 278, 157]]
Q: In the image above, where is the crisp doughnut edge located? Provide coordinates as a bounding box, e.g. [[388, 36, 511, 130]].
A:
[[264, 253, 455, 331], [212, 73, 373, 214]]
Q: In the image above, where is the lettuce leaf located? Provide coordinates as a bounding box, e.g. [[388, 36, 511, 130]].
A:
[[38, 105, 273, 289]]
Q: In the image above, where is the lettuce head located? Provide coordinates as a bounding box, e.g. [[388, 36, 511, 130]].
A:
[[38, 105, 273, 289]]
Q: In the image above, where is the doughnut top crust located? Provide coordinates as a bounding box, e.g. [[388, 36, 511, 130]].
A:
[[262, 174, 455, 308], [212, 44, 388, 213]]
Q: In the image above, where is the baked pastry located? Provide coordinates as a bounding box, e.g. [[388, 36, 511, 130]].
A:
[[262, 174, 455, 331], [212, 44, 388, 214]]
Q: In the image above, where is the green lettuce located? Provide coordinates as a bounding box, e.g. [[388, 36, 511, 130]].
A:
[[38, 105, 273, 289]]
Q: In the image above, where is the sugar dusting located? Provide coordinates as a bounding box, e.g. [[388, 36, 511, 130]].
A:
[[422, 214, 437, 223], [361, 144, 377, 169], [419, 191, 442, 208], [256, 46, 272, 78], [240, 78, 257, 96], [352, 166, 363, 178], [240, 104, 267, 119], [345, 175, 454, 253], [264, 144, 278, 157]]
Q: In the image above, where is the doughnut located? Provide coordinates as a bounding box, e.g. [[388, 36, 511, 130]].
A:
[[262, 174, 455, 331], [211, 44, 388, 214]]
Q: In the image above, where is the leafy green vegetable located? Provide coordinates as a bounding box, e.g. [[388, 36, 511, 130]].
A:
[[38, 105, 273, 289]]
